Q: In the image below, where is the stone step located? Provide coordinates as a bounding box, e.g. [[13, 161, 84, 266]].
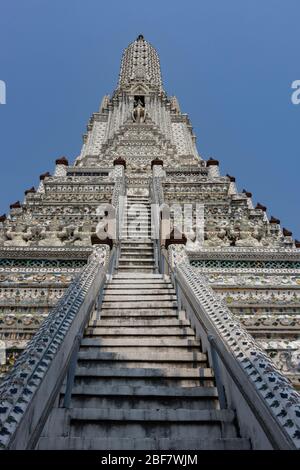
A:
[[117, 267, 155, 273], [126, 197, 150, 200], [106, 283, 173, 290], [67, 423, 233, 439], [120, 253, 154, 258], [109, 279, 170, 285], [122, 226, 151, 231], [77, 350, 206, 363], [124, 210, 150, 214], [88, 318, 189, 327], [79, 346, 203, 368], [113, 272, 164, 278], [126, 207, 150, 211], [121, 233, 151, 238], [118, 258, 155, 263], [126, 200, 150, 203], [125, 214, 151, 218], [107, 278, 168, 287], [71, 380, 214, 393], [72, 366, 213, 389], [117, 262, 155, 266], [63, 409, 236, 439], [125, 210, 151, 214], [78, 360, 204, 370], [126, 201, 150, 204], [126, 205, 150, 209], [117, 266, 155, 271], [120, 247, 153, 251], [69, 407, 234, 423], [59, 392, 219, 410], [101, 301, 178, 309], [122, 224, 151, 229], [117, 262, 154, 266], [81, 338, 201, 347], [126, 202, 150, 206], [37, 436, 251, 450], [84, 328, 195, 339], [117, 263, 154, 267], [80, 347, 200, 359], [104, 288, 176, 295], [62, 384, 216, 398], [125, 219, 151, 223], [125, 213, 150, 216], [120, 241, 153, 247], [123, 220, 151, 225], [120, 238, 152, 243], [126, 196, 149, 198], [74, 365, 210, 378], [120, 248, 154, 253], [119, 251, 153, 255], [126, 196, 149, 199], [117, 264, 155, 269], [103, 295, 177, 302], [122, 226, 150, 230], [92, 308, 178, 317], [124, 215, 150, 219], [125, 203, 150, 206]]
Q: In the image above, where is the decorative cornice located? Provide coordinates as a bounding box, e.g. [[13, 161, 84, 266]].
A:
[[187, 247, 300, 262], [0, 247, 92, 260]]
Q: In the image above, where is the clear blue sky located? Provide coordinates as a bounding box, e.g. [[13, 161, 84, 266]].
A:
[[0, 0, 299, 237]]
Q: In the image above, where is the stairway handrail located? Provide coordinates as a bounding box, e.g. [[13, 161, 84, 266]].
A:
[[160, 246, 300, 450], [0, 245, 114, 449], [112, 174, 126, 244], [150, 176, 165, 273]]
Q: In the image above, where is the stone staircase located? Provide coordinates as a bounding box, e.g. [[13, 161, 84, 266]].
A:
[[37, 194, 251, 450], [118, 194, 154, 273]]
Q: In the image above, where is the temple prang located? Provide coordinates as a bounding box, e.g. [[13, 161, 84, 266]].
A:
[[0, 36, 299, 451]]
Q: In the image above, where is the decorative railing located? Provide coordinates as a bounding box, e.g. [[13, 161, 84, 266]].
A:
[[0, 244, 112, 449], [160, 244, 300, 450], [112, 174, 126, 268], [150, 176, 165, 273]]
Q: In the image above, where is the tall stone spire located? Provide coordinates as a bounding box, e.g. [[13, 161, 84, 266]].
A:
[[118, 34, 163, 92], [0, 35, 300, 452]]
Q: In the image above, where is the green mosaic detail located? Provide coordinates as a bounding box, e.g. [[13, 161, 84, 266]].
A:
[[0, 259, 86, 269], [190, 259, 300, 269]]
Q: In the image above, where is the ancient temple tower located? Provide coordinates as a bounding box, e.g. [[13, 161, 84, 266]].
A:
[[0, 36, 299, 450]]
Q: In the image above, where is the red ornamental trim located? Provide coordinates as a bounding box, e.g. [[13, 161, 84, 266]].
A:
[[226, 174, 235, 182], [24, 187, 36, 195], [270, 216, 280, 224], [113, 158, 126, 168], [256, 203, 267, 212], [55, 156, 69, 166], [242, 189, 252, 198], [206, 158, 219, 167], [90, 234, 113, 249], [283, 228, 292, 237], [151, 159, 164, 168], [164, 229, 187, 250], [39, 172, 50, 181], [10, 201, 21, 209]]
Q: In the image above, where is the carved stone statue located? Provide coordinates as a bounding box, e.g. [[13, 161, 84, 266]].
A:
[[132, 100, 146, 123]]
